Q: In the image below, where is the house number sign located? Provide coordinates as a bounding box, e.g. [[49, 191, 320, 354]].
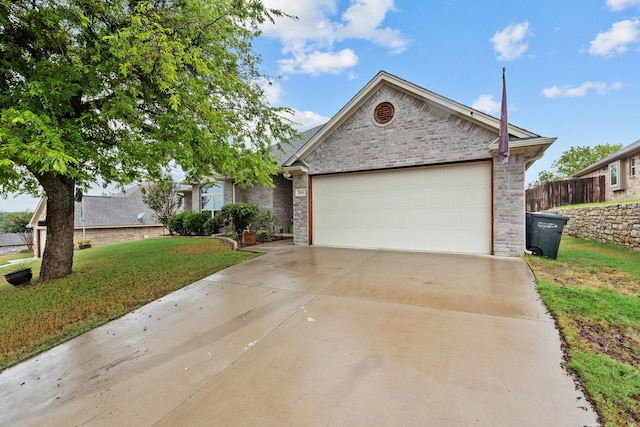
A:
[[295, 188, 307, 197]]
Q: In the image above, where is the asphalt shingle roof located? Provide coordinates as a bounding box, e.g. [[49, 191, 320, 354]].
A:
[[74, 186, 160, 227], [574, 138, 640, 176]]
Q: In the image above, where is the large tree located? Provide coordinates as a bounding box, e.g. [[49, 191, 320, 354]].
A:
[[0, 0, 297, 281], [537, 143, 623, 183]]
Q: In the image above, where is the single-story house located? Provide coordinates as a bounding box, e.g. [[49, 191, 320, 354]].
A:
[[29, 186, 166, 258], [190, 71, 556, 256], [573, 138, 640, 202]]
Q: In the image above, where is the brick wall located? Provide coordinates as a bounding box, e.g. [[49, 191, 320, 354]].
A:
[[73, 225, 166, 249], [292, 174, 309, 245], [292, 84, 524, 256], [557, 203, 640, 251], [304, 86, 496, 174], [493, 153, 526, 256]]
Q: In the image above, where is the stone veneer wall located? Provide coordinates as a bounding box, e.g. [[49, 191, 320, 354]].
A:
[[73, 226, 165, 249], [556, 203, 640, 251]]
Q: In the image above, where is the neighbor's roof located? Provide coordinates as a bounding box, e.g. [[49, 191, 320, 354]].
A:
[[574, 138, 640, 177], [272, 124, 325, 166], [29, 185, 162, 229], [74, 186, 159, 228]]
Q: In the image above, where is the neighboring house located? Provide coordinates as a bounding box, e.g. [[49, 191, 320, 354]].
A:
[[29, 186, 166, 258], [573, 138, 640, 202], [192, 71, 555, 256], [0, 233, 27, 255]]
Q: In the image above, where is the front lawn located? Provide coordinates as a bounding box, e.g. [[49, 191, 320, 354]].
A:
[[526, 236, 640, 426], [0, 237, 259, 370]]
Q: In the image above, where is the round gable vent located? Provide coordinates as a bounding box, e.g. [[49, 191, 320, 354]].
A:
[[373, 102, 395, 125]]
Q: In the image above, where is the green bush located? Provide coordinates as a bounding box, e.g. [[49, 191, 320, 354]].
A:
[[256, 210, 279, 234], [184, 212, 210, 235], [203, 216, 224, 235], [168, 212, 189, 235], [256, 229, 270, 242], [168, 212, 210, 235], [216, 203, 258, 232]]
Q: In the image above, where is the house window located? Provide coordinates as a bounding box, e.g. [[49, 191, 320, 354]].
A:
[[201, 183, 224, 216], [631, 158, 636, 177], [609, 161, 620, 190]]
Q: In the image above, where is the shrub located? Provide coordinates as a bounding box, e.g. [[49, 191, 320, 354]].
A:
[[216, 203, 258, 232], [256, 210, 279, 234], [203, 216, 224, 235], [168, 212, 210, 235], [168, 212, 189, 235], [184, 212, 210, 235], [256, 229, 270, 242]]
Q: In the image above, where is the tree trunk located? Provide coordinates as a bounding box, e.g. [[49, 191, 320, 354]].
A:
[[36, 173, 76, 281]]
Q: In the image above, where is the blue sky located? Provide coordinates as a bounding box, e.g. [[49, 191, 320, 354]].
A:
[[3, 0, 640, 211], [255, 0, 640, 178]]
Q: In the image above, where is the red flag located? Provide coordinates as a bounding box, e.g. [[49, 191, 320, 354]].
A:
[[498, 67, 509, 164]]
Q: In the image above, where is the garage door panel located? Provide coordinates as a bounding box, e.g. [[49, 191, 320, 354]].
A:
[[312, 163, 491, 254]]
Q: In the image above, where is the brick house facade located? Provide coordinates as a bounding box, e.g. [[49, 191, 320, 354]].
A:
[[194, 71, 555, 256], [573, 139, 640, 202]]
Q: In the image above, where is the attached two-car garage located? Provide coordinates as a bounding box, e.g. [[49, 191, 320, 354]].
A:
[[311, 161, 492, 255]]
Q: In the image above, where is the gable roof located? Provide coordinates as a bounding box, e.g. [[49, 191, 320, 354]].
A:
[[574, 138, 640, 177], [29, 185, 162, 229], [284, 70, 543, 167], [273, 124, 325, 166]]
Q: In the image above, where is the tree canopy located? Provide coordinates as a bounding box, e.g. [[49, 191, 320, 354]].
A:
[[537, 143, 623, 183], [0, 0, 298, 280]]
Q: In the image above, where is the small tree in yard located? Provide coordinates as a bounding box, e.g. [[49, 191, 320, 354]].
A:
[[0, 0, 298, 281], [141, 180, 182, 235], [1, 211, 34, 253]]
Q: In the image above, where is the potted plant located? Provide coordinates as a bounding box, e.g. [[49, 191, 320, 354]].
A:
[[242, 224, 257, 246], [78, 239, 92, 249], [3, 264, 33, 286]]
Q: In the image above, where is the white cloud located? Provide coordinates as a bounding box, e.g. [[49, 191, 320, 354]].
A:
[[279, 49, 359, 75], [606, 0, 640, 11], [291, 110, 331, 130], [589, 19, 640, 56], [260, 79, 286, 105], [490, 22, 531, 61], [542, 81, 624, 98], [261, 0, 409, 75], [471, 95, 501, 114]]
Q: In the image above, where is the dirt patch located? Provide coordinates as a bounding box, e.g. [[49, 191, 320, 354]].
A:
[[169, 239, 228, 255], [527, 258, 640, 297], [575, 319, 640, 370]]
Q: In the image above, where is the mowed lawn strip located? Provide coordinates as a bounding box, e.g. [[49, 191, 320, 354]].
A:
[[526, 236, 640, 427], [0, 237, 259, 370]]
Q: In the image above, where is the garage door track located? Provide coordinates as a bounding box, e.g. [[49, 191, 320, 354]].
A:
[[0, 242, 598, 426]]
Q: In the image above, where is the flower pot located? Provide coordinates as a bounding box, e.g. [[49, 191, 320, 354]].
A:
[[242, 231, 257, 246], [4, 268, 33, 286], [79, 244, 92, 250]]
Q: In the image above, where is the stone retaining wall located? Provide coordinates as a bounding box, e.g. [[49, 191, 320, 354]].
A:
[[556, 203, 640, 251]]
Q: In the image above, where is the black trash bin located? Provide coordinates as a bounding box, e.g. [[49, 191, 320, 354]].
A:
[[525, 212, 570, 259]]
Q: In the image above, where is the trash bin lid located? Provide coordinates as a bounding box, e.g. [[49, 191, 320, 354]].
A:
[[527, 211, 570, 221]]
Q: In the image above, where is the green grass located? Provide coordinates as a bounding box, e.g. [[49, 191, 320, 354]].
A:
[[526, 236, 640, 426], [0, 251, 32, 267], [550, 198, 640, 210], [0, 237, 259, 370]]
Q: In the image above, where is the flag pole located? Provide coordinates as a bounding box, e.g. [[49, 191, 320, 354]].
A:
[[498, 67, 509, 164]]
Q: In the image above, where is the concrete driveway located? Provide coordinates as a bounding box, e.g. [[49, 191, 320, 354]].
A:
[[0, 242, 598, 426]]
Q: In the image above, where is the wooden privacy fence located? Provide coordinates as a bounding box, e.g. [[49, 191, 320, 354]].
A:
[[525, 175, 605, 211]]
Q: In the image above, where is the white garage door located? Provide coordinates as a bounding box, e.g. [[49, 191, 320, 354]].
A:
[[312, 162, 492, 254]]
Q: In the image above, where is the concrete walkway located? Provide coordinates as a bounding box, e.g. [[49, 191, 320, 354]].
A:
[[0, 242, 598, 426]]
